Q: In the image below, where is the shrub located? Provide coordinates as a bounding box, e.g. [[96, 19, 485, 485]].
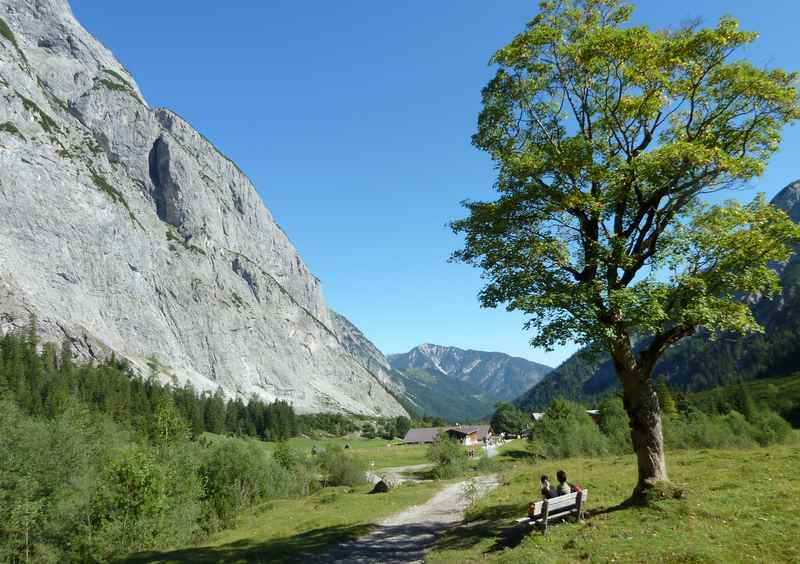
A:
[[528, 399, 610, 459], [200, 440, 272, 527], [490, 401, 531, 436], [427, 435, 468, 479], [318, 446, 367, 487], [474, 449, 500, 473], [597, 397, 630, 455], [271, 442, 318, 497], [661, 407, 792, 451], [527, 397, 794, 463]]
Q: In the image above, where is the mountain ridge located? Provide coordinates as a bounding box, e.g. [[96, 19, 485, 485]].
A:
[[389, 343, 551, 415]]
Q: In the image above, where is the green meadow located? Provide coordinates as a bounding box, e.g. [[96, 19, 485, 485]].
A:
[[428, 440, 800, 564]]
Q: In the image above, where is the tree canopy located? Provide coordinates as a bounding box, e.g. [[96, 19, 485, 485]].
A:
[[490, 401, 531, 435], [453, 0, 800, 358]]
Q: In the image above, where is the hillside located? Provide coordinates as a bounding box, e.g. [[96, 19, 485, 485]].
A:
[[390, 367, 497, 422], [0, 0, 404, 416], [516, 181, 800, 412]]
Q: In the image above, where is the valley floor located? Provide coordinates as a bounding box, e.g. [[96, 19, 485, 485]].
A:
[[122, 438, 800, 564]]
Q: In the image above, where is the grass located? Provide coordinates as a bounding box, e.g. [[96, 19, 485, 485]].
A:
[[278, 436, 430, 469], [122, 480, 444, 563], [97, 78, 133, 93], [166, 227, 207, 255], [103, 69, 134, 91], [198, 433, 430, 469], [427, 440, 800, 564]]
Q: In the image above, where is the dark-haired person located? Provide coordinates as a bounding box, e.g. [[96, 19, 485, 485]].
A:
[[540, 474, 556, 499], [555, 470, 571, 496]]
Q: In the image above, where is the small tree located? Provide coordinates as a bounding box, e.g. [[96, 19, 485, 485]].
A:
[[427, 434, 468, 479], [490, 401, 531, 435], [395, 416, 412, 439], [453, 0, 800, 500]]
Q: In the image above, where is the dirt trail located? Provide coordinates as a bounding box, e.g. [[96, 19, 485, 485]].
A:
[[366, 463, 432, 485], [306, 474, 500, 564]]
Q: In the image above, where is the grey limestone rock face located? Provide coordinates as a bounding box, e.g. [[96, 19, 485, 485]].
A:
[[0, 0, 405, 416], [329, 310, 407, 396]]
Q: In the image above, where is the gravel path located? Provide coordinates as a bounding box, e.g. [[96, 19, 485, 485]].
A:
[[306, 474, 500, 564], [367, 463, 433, 485]]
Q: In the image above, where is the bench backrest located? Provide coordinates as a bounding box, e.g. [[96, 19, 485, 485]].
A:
[[530, 490, 588, 520]]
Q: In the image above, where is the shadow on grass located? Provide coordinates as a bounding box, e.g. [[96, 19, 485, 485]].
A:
[[499, 449, 533, 461], [434, 502, 533, 554], [441, 498, 646, 556], [119, 523, 373, 564]]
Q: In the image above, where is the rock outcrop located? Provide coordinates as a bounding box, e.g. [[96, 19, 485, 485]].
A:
[[0, 0, 405, 416]]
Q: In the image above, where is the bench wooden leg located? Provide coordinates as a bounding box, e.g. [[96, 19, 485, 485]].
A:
[[541, 501, 550, 534]]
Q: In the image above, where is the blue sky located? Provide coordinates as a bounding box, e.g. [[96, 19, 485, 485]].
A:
[[71, 1, 800, 367]]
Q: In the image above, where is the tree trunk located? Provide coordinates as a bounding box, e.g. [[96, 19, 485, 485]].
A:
[[623, 376, 668, 499], [612, 340, 669, 502]]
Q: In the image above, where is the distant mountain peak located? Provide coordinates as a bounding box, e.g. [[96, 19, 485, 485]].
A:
[[389, 344, 552, 403]]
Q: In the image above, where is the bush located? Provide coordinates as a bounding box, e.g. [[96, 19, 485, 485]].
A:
[[318, 446, 367, 487], [528, 399, 610, 459], [597, 397, 630, 455], [527, 397, 794, 464], [200, 440, 273, 528], [490, 401, 531, 436], [661, 406, 792, 451], [474, 449, 500, 473], [427, 435, 468, 479], [271, 442, 318, 497]]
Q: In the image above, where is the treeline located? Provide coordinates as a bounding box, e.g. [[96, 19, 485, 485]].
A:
[[298, 412, 411, 440], [525, 386, 795, 461], [0, 319, 302, 442], [689, 374, 800, 427], [0, 322, 376, 562]]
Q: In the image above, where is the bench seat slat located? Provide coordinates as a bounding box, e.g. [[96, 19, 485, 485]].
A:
[[546, 492, 579, 511], [524, 490, 589, 526]]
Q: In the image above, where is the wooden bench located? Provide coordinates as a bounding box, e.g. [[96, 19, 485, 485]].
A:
[[515, 490, 588, 533]]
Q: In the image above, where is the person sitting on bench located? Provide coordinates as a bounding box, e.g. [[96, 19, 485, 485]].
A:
[[540, 474, 557, 499], [555, 470, 571, 496]]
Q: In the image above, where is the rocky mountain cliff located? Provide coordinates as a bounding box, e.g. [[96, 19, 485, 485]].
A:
[[389, 344, 551, 401], [515, 182, 800, 412], [0, 0, 405, 416]]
